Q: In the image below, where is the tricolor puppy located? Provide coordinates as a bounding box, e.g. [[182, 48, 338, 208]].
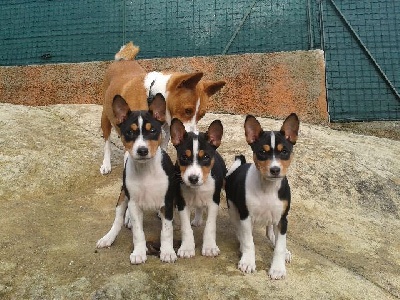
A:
[[96, 94, 178, 264], [225, 113, 299, 279], [170, 118, 226, 257], [100, 42, 226, 174]]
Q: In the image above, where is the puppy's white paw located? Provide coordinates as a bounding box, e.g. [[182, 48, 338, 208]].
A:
[[202, 245, 220, 257], [130, 251, 147, 264], [285, 249, 292, 263], [177, 246, 195, 258], [238, 253, 256, 273], [268, 264, 286, 280], [96, 234, 115, 248], [160, 250, 177, 263], [100, 163, 112, 175]]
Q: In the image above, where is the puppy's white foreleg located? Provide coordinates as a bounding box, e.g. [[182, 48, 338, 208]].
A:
[[268, 225, 290, 279], [100, 138, 112, 175], [201, 202, 220, 257], [96, 198, 128, 248], [237, 217, 256, 273], [127, 200, 147, 264], [177, 207, 195, 258], [159, 213, 177, 263]]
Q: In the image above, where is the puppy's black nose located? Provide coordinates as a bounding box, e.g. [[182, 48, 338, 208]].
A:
[[188, 175, 199, 184], [137, 147, 149, 157], [270, 166, 281, 176]]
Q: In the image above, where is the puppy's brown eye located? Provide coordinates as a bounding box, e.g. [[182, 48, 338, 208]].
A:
[[185, 108, 193, 116]]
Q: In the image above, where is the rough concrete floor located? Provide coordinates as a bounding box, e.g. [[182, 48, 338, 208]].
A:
[[0, 103, 399, 299]]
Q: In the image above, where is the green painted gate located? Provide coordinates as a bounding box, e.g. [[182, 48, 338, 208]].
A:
[[322, 0, 400, 121]]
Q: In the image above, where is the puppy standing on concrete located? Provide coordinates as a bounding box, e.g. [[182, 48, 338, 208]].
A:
[[170, 118, 226, 258], [96, 94, 178, 264], [225, 113, 299, 279], [100, 42, 226, 174]]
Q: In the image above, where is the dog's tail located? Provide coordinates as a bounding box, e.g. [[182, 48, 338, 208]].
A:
[[115, 41, 140, 61], [226, 155, 246, 177]]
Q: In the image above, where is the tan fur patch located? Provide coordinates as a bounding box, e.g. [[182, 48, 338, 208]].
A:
[[263, 145, 271, 152], [280, 155, 292, 176], [277, 144, 283, 151], [116, 189, 126, 206], [124, 140, 134, 151], [198, 150, 205, 158], [145, 123, 151, 131], [148, 139, 161, 157], [201, 158, 214, 182], [281, 200, 289, 215], [131, 124, 138, 131], [185, 149, 192, 157], [253, 154, 271, 178]]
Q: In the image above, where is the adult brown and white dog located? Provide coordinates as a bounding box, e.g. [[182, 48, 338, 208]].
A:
[[100, 42, 226, 175]]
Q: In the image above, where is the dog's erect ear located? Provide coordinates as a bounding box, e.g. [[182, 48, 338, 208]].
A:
[[206, 120, 223, 148], [280, 113, 299, 145], [170, 118, 186, 147], [244, 115, 262, 144], [112, 95, 130, 125], [149, 93, 166, 123], [173, 72, 203, 90], [203, 80, 226, 97]]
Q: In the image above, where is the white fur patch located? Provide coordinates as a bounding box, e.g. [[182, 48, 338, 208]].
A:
[[245, 164, 285, 225]]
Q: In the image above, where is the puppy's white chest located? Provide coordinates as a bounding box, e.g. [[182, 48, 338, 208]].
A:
[[181, 177, 215, 207], [125, 162, 169, 210], [245, 166, 284, 225]]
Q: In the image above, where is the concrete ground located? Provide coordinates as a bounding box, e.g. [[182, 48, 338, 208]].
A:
[[0, 103, 399, 299]]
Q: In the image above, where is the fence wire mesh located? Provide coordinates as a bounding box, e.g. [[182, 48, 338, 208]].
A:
[[1, 0, 399, 121]]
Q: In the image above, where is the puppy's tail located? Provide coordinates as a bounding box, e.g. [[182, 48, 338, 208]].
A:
[[226, 155, 246, 177], [115, 41, 140, 61]]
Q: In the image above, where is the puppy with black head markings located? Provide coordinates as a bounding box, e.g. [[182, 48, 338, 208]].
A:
[[170, 118, 227, 258], [96, 94, 178, 264], [225, 113, 299, 279]]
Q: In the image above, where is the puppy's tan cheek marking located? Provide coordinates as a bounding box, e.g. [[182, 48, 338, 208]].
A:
[[124, 141, 134, 151], [145, 123, 151, 131], [180, 165, 188, 178], [253, 154, 270, 176], [185, 150, 192, 157], [280, 155, 292, 176], [263, 145, 270, 152], [148, 140, 160, 156], [201, 158, 214, 182]]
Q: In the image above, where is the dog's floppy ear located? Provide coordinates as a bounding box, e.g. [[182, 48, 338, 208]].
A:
[[170, 118, 186, 147], [149, 93, 166, 123], [173, 72, 203, 90], [280, 113, 299, 145], [203, 80, 226, 97], [244, 115, 262, 144], [206, 120, 223, 148], [112, 95, 130, 125]]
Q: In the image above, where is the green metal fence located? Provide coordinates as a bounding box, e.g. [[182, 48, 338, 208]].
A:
[[323, 0, 400, 121], [1, 0, 399, 121]]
